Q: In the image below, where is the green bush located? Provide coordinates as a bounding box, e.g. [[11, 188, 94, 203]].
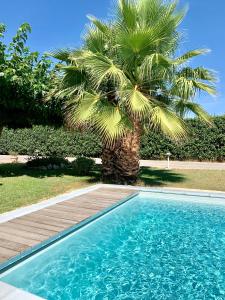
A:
[[140, 117, 225, 161], [26, 157, 69, 169], [0, 126, 102, 157], [71, 157, 95, 175], [0, 116, 225, 161]]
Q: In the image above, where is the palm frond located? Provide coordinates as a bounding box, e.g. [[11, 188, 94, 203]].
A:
[[67, 91, 101, 125], [171, 76, 196, 99], [60, 66, 87, 88], [120, 84, 152, 116], [178, 67, 217, 82], [53, 86, 82, 100], [48, 49, 72, 63], [139, 53, 172, 80], [83, 52, 127, 88], [150, 106, 187, 140], [87, 15, 109, 34], [84, 27, 108, 53], [116, 29, 166, 61], [94, 101, 132, 142], [137, 0, 186, 28], [193, 81, 217, 95], [117, 0, 137, 30], [172, 74, 217, 100], [174, 100, 212, 125], [173, 49, 210, 65]]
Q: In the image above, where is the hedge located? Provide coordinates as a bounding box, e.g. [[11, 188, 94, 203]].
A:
[[0, 116, 225, 161], [0, 126, 102, 158], [141, 116, 225, 161]]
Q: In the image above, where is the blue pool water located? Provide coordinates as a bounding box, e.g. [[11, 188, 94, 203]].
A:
[[1, 193, 225, 299]]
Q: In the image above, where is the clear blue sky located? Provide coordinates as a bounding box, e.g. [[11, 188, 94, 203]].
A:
[[1, 0, 224, 115]]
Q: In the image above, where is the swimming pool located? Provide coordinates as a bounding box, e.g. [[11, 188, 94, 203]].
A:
[[1, 191, 225, 299]]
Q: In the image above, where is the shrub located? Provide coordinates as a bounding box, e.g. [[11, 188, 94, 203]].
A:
[[26, 156, 69, 169], [140, 116, 225, 161], [71, 157, 95, 175], [0, 126, 102, 157]]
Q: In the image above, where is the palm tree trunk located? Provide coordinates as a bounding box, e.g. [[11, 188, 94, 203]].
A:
[[102, 120, 141, 184], [114, 123, 141, 184], [101, 143, 116, 182]]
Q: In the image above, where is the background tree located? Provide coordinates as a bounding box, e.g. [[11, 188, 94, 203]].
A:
[[51, 0, 217, 184], [0, 23, 62, 135]]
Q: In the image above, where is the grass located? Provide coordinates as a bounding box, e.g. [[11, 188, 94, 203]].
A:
[[0, 163, 100, 214], [139, 168, 225, 191], [0, 163, 225, 214]]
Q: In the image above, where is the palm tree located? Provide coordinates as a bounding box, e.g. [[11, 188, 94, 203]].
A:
[[50, 0, 216, 184]]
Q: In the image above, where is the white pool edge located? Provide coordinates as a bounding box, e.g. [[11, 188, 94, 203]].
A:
[[0, 281, 45, 300], [103, 184, 225, 196]]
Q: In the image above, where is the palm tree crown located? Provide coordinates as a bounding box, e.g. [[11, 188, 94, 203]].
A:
[[50, 0, 216, 144]]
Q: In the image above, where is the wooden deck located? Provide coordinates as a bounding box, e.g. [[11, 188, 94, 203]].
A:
[[0, 187, 134, 265]]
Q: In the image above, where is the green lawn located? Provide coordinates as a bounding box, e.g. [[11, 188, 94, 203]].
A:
[[139, 168, 225, 191], [0, 163, 225, 214], [0, 163, 100, 214]]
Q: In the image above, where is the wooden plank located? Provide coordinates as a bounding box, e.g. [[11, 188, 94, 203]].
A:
[[65, 197, 117, 207], [0, 232, 38, 247], [0, 247, 19, 259], [0, 255, 9, 263], [78, 203, 110, 211], [72, 193, 122, 201], [99, 188, 133, 194], [31, 210, 79, 223], [5, 222, 56, 237], [89, 191, 132, 198], [38, 208, 91, 221], [61, 199, 116, 211], [52, 203, 99, 214], [10, 219, 62, 232], [0, 238, 27, 252], [67, 194, 119, 201], [23, 213, 76, 227], [70, 202, 111, 209], [0, 225, 48, 241], [43, 206, 94, 218], [88, 192, 129, 199]]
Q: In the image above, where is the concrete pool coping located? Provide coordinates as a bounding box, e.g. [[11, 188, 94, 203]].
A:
[[1, 184, 225, 299], [0, 281, 44, 300]]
